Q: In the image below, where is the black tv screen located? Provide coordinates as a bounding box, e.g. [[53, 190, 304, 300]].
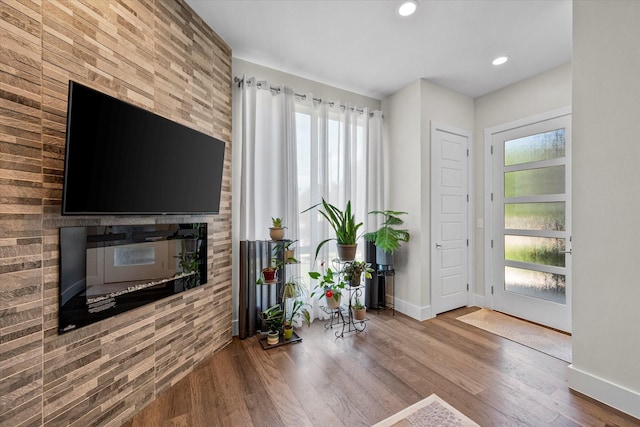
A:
[[62, 81, 225, 215]]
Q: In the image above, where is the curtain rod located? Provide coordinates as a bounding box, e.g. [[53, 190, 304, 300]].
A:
[[234, 76, 373, 116]]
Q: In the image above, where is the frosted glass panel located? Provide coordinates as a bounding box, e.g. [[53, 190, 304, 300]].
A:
[[504, 165, 565, 197], [505, 202, 565, 231], [504, 128, 565, 166], [505, 235, 566, 267], [505, 266, 566, 304]]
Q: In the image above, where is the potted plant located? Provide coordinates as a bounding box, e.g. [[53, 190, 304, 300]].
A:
[[283, 299, 311, 339], [282, 321, 294, 340], [283, 275, 306, 299], [352, 297, 366, 321], [309, 263, 345, 309], [257, 258, 283, 284], [364, 210, 410, 266], [281, 276, 311, 339], [261, 304, 284, 344], [269, 217, 285, 240], [343, 260, 374, 288], [302, 198, 363, 261], [283, 240, 298, 264]]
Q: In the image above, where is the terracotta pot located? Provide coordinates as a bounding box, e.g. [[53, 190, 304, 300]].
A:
[[284, 249, 295, 263], [337, 244, 357, 261], [262, 268, 276, 282], [352, 306, 366, 321], [269, 227, 285, 241]]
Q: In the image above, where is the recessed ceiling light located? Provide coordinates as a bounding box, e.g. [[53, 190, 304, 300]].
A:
[[492, 56, 509, 66], [398, 1, 418, 17]]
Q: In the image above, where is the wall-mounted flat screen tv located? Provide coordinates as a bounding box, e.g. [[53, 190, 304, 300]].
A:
[[62, 81, 225, 215]]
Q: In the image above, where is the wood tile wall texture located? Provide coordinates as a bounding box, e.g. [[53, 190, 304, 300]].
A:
[[0, 1, 233, 426]]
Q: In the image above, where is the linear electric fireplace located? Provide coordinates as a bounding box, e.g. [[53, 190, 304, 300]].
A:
[[59, 223, 207, 334]]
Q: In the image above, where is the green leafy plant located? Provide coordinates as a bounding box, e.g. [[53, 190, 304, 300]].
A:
[[364, 210, 410, 254], [256, 258, 283, 284], [353, 298, 365, 310], [261, 304, 284, 332], [273, 240, 298, 264], [282, 275, 305, 299], [271, 217, 284, 228], [302, 198, 363, 260], [281, 276, 311, 327], [285, 298, 311, 327], [309, 263, 345, 303], [343, 260, 374, 286]]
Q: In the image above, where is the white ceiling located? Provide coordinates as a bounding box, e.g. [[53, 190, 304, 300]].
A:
[[186, 0, 572, 100]]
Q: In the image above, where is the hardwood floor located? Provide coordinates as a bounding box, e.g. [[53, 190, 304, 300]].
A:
[[122, 307, 640, 426]]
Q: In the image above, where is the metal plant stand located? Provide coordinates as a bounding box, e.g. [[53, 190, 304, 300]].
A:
[[320, 259, 368, 338]]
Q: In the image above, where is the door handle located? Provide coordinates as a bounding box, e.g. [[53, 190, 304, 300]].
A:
[[435, 243, 442, 249], [559, 249, 572, 254]]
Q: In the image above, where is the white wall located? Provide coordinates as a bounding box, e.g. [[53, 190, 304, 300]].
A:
[[230, 59, 381, 335], [473, 63, 572, 301], [569, 1, 640, 418], [381, 81, 422, 315], [382, 79, 474, 319]]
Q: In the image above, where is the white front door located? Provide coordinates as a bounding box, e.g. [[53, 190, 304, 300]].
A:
[[487, 108, 572, 332], [431, 123, 471, 315]]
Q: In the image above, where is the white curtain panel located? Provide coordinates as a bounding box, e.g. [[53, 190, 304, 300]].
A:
[[296, 95, 385, 320], [297, 96, 385, 266], [237, 78, 299, 243]]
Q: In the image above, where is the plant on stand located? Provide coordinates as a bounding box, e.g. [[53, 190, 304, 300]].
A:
[[269, 217, 286, 240], [343, 260, 374, 288], [257, 258, 283, 284], [302, 198, 363, 261], [261, 304, 284, 345], [309, 262, 346, 309], [352, 297, 366, 321], [283, 299, 311, 339], [364, 210, 411, 266], [283, 240, 298, 264]]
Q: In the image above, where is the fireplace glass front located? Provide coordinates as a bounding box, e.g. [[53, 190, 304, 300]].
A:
[[59, 223, 207, 334]]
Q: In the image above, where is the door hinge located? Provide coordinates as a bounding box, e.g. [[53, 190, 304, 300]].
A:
[[467, 194, 469, 202], [466, 239, 469, 247], [467, 148, 469, 156], [491, 286, 494, 295], [491, 239, 494, 248], [491, 192, 494, 202], [466, 283, 469, 291], [490, 145, 494, 155]]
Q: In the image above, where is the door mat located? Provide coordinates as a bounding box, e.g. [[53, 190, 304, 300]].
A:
[[372, 394, 479, 427], [457, 308, 571, 363]]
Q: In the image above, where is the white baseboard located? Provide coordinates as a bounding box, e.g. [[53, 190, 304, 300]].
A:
[[393, 297, 434, 321], [568, 365, 640, 419]]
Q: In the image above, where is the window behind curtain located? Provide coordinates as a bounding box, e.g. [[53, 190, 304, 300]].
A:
[[295, 106, 368, 290]]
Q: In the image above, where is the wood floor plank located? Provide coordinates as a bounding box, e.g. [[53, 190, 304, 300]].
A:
[[122, 308, 640, 427], [242, 340, 315, 427]]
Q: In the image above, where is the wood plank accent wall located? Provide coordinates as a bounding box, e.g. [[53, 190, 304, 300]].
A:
[[0, 1, 233, 426]]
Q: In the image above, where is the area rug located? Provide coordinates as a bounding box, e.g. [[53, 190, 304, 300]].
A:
[[372, 394, 479, 427], [457, 308, 571, 363]]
